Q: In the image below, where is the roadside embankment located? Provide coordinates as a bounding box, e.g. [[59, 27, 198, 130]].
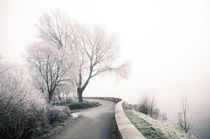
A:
[[114, 100, 145, 139]]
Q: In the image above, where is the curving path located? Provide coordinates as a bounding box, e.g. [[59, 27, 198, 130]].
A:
[[55, 99, 116, 139]]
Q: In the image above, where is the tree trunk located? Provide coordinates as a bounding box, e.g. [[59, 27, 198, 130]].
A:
[[77, 88, 83, 102], [48, 92, 52, 104], [77, 72, 91, 103]]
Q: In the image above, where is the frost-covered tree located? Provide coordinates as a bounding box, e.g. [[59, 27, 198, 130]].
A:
[[36, 10, 71, 50], [0, 55, 9, 74], [70, 26, 130, 102], [26, 43, 74, 104], [36, 11, 130, 102]]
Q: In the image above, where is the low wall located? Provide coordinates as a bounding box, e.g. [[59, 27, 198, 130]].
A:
[[115, 100, 145, 139], [80, 97, 145, 139]]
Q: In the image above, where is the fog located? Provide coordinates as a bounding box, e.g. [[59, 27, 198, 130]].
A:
[[0, 0, 210, 138]]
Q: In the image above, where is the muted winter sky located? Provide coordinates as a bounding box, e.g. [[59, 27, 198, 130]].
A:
[[0, 1, 210, 136]]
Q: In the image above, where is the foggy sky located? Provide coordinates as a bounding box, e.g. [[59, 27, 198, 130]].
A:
[[0, 1, 210, 137]]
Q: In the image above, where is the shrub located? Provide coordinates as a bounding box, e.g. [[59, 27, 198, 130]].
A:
[[137, 94, 167, 121], [47, 106, 70, 124], [69, 101, 100, 110], [0, 92, 49, 138], [52, 97, 76, 106], [0, 65, 49, 138], [0, 58, 73, 138]]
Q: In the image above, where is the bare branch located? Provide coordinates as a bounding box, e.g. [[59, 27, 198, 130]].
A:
[[178, 96, 193, 133]]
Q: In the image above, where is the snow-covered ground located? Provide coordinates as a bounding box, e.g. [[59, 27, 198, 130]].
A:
[[125, 108, 197, 139], [71, 112, 80, 118]]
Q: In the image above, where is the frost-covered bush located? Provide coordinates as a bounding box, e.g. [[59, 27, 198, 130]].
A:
[[0, 58, 72, 138], [138, 94, 167, 121], [47, 106, 70, 124], [0, 64, 49, 138]]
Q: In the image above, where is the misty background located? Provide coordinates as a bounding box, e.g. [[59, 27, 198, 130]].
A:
[[0, 0, 210, 138]]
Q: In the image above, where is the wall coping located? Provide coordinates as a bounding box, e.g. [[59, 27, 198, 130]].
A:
[[115, 100, 145, 139]]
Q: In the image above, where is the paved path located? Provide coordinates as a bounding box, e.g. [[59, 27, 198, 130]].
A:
[[55, 99, 116, 139]]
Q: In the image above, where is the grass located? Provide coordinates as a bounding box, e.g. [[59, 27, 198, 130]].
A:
[[69, 101, 101, 110], [125, 108, 167, 139], [124, 108, 197, 139], [35, 116, 74, 139]]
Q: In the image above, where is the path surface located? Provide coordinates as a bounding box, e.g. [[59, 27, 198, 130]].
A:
[[55, 99, 116, 139]]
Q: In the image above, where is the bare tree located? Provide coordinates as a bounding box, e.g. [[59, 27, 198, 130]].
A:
[[26, 43, 73, 104], [138, 94, 159, 117], [178, 96, 192, 133], [36, 11, 130, 102], [71, 26, 130, 102], [138, 94, 167, 121]]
